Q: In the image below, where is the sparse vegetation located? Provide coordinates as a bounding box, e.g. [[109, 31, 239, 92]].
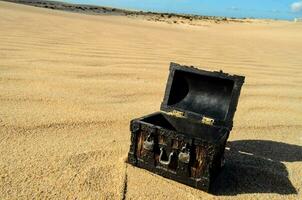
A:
[[2, 0, 253, 26]]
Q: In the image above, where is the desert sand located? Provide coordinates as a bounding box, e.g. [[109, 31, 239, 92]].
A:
[[0, 1, 302, 199]]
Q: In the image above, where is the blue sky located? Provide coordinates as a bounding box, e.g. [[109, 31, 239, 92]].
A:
[[62, 0, 302, 20]]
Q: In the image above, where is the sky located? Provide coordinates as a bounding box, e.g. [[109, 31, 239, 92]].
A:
[[62, 0, 302, 20]]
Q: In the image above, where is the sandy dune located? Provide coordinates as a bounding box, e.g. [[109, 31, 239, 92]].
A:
[[0, 1, 302, 199]]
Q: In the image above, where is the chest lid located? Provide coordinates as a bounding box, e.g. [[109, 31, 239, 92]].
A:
[[160, 63, 245, 129]]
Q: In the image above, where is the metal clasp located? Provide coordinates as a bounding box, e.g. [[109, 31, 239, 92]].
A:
[[143, 134, 154, 151], [178, 145, 190, 164]]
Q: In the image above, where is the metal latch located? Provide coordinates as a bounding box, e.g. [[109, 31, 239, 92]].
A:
[[201, 116, 214, 126], [143, 134, 154, 151], [178, 145, 190, 164]]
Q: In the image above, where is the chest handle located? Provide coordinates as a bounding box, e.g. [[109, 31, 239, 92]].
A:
[[159, 147, 175, 166]]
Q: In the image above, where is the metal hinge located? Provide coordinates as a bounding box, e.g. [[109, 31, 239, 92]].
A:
[[163, 110, 185, 118], [162, 110, 215, 126], [201, 116, 215, 126]]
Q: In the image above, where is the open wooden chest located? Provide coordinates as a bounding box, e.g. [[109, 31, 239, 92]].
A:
[[127, 63, 245, 192]]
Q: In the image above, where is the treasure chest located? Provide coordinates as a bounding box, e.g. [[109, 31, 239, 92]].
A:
[[127, 62, 245, 192]]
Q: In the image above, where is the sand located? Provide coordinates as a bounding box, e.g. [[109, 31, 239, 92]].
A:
[[0, 1, 302, 199]]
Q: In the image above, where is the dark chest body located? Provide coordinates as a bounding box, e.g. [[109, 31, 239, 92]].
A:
[[127, 63, 245, 192]]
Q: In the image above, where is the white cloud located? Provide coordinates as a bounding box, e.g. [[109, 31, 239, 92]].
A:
[[291, 1, 302, 12]]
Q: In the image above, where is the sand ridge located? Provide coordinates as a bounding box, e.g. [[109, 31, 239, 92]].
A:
[[0, 1, 302, 199]]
